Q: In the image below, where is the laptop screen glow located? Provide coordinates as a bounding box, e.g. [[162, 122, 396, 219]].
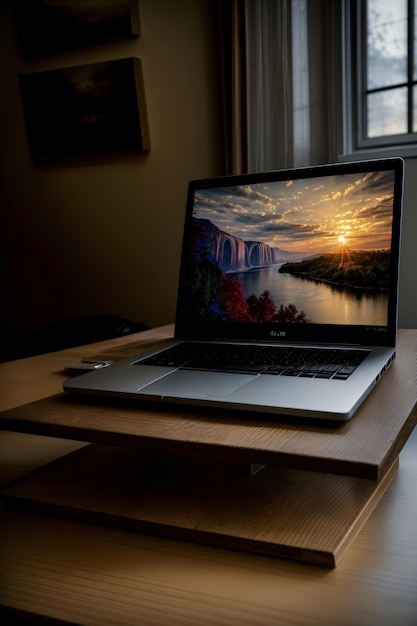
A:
[[181, 170, 396, 329]]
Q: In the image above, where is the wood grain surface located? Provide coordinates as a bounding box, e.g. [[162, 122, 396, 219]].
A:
[[2, 444, 399, 568], [0, 327, 416, 625], [0, 428, 416, 625], [0, 328, 416, 479]]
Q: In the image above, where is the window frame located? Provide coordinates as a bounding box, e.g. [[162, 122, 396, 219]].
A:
[[340, 0, 417, 160]]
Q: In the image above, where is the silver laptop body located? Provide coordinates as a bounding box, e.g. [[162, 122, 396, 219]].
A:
[[64, 158, 404, 421]]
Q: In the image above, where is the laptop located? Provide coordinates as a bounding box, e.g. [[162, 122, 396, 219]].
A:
[[64, 158, 404, 421]]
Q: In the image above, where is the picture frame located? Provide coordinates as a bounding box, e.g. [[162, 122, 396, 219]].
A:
[[19, 58, 150, 161], [14, 0, 140, 56]]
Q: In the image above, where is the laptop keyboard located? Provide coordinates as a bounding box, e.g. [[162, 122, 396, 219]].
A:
[[138, 343, 369, 380]]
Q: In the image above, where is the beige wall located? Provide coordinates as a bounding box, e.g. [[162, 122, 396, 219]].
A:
[[1, 0, 416, 350], [0, 0, 225, 343]]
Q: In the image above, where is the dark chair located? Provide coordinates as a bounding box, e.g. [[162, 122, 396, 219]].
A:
[[1, 315, 149, 362]]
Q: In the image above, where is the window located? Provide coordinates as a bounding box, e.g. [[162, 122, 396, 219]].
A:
[[343, 0, 417, 157]]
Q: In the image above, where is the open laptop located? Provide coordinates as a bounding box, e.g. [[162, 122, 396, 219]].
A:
[[64, 158, 404, 421]]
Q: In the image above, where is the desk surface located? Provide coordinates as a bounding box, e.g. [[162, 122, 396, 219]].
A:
[[2, 327, 417, 480], [1, 326, 417, 625]]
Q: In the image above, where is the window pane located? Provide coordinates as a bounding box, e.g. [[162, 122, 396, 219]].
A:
[[367, 0, 407, 89], [414, 4, 417, 81], [367, 88, 408, 136]]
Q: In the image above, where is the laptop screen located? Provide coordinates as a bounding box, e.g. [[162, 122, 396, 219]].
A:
[[175, 159, 403, 346]]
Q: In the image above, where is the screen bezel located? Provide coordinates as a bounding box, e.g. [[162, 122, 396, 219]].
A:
[[175, 158, 404, 347]]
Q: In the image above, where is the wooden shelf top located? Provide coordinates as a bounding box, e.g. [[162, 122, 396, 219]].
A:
[[0, 327, 416, 479]]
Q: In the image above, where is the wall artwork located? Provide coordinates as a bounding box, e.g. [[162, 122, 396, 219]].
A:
[[14, 0, 140, 56], [19, 58, 150, 161]]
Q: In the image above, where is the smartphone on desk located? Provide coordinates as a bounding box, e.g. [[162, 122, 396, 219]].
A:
[[64, 359, 113, 376]]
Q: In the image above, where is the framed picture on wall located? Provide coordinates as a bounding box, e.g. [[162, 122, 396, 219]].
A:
[[19, 57, 150, 161], [14, 0, 140, 56]]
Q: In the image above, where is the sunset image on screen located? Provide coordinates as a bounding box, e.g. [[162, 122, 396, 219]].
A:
[[182, 170, 395, 327]]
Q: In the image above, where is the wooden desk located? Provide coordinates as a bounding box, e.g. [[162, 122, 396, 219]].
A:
[[1, 327, 416, 625]]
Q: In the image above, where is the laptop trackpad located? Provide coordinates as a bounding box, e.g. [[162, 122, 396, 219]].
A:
[[139, 369, 255, 398]]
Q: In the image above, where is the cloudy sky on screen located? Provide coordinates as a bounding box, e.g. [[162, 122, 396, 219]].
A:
[[194, 170, 395, 255]]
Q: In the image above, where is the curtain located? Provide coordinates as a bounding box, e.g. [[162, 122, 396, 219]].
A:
[[217, 0, 247, 174], [218, 0, 339, 175]]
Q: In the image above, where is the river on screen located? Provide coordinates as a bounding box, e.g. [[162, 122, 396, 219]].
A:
[[229, 265, 389, 326]]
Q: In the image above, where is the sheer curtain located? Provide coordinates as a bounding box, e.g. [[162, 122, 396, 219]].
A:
[[219, 0, 339, 175]]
